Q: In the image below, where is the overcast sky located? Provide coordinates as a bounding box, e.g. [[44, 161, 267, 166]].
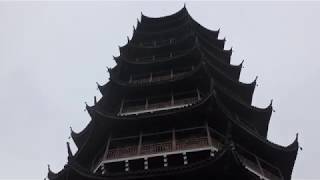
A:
[[0, 1, 319, 179]]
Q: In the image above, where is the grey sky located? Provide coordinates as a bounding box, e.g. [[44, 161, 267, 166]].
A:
[[0, 1, 319, 179]]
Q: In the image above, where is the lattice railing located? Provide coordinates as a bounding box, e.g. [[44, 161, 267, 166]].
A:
[[140, 141, 173, 155], [106, 146, 138, 160], [105, 136, 211, 161], [176, 136, 208, 150]]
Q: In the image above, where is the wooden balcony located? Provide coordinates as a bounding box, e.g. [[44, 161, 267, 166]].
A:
[[93, 126, 283, 180], [94, 125, 223, 173]]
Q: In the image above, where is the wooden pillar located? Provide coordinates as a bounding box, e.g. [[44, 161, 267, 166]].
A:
[[172, 128, 176, 151], [170, 69, 173, 79], [129, 75, 132, 83]]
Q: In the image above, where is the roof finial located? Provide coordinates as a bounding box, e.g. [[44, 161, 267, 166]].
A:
[[127, 36, 130, 43], [94, 96, 97, 105]]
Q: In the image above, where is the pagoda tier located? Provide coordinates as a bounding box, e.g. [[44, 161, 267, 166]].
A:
[[67, 83, 297, 180], [48, 6, 298, 180], [115, 35, 237, 79]]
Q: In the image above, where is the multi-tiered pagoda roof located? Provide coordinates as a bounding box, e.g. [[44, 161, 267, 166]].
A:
[[48, 6, 298, 180]]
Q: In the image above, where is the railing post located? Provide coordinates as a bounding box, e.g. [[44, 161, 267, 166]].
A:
[[197, 88, 201, 101], [145, 98, 149, 110], [170, 69, 173, 79], [149, 72, 153, 82], [171, 91, 174, 106], [172, 128, 176, 151], [129, 75, 132, 83], [138, 131, 142, 155], [119, 98, 124, 114]]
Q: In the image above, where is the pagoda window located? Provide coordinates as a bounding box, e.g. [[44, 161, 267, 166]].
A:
[[93, 126, 224, 173], [119, 89, 201, 116]]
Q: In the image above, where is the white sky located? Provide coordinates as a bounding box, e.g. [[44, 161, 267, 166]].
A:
[[0, 1, 319, 179]]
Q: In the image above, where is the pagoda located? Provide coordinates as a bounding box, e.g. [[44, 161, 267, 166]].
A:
[[47, 6, 299, 180]]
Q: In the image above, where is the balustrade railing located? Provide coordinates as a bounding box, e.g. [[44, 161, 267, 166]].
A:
[[176, 136, 208, 150], [132, 47, 191, 63], [120, 95, 198, 115], [140, 141, 173, 155], [105, 136, 211, 161], [130, 69, 190, 85], [106, 146, 138, 160]]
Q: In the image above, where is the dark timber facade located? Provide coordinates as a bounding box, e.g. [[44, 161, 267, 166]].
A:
[[48, 7, 299, 180]]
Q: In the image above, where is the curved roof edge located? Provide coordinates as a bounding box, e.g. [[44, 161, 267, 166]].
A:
[[70, 121, 94, 149]]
